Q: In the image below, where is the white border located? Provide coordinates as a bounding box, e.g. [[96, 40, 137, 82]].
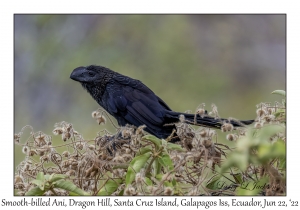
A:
[[2, 1, 299, 209]]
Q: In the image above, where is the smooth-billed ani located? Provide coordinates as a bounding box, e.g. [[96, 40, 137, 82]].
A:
[[70, 65, 253, 141]]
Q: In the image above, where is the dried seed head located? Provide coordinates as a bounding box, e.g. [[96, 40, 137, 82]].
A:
[[76, 142, 83, 150], [96, 115, 106, 125], [53, 128, 63, 135], [226, 134, 238, 141], [179, 115, 185, 123], [264, 115, 275, 123], [267, 107, 274, 115], [171, 154, 182, 162], [256, 109, 266, 117], [164, 187, 174, 196], [122, 129, 133, 139], [128, 186, 136, 195], [207, 129, 216, 137], [124, 186, 136, 196], [22, 146, 29, 154], [35, 133, 46, 145], [40, 155, 49, 162], [63, 132, 71, 141], [41, 145, 52, 153], [125, 148, 131, 154], [61, 160, 70, 168], [135, 172, 143, 184], [14, 175, 23, 184], [196, 108, 206, 117], [210, 104, 219, 118], [66, 124, 72, 132], [88, 145, 95, 150], [202, 139, 212, 148], [14, 182, 25, 190], [51, 153, 62, 164], [113, 155, 125, 163], [136, 125, 146, 135], [92, 110, 100, 118], [28, 150, 37, 156], [254, 122, 263, 129], [37, 149, 46, 156], [14, 134, 20, 143], [62, 151, 70, 158], [24, 163, 30, 170], [122, 154, 133, 162], [199, 130, 207, 138], [221, 123, 234, 132]]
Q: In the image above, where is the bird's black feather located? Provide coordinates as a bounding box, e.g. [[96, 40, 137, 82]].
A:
[[70, 65, 253, 141]]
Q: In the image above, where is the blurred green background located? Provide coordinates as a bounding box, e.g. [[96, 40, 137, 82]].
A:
[[14, 15, 286, 165]]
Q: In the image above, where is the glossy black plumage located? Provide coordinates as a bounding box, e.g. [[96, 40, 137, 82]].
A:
[[70, 65, 253, 141]]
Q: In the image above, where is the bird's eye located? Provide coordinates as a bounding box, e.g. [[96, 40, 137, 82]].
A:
[[88, 71, 95, 77]]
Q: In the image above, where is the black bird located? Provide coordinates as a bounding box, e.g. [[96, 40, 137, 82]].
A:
[[70, 65, 253, 141]]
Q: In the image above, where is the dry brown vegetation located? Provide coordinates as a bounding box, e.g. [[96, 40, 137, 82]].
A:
[[14, 91, 286, 196]]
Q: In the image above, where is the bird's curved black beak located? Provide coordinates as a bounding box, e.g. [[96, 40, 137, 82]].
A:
[[70, 66, 86, 82]]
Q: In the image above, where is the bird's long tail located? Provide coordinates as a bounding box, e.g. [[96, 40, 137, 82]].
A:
[[165, 111, 254, 129]]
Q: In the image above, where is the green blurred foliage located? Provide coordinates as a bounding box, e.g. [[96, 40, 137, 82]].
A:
[[14, 15, 285, 165], [221, 124, 285, 173]]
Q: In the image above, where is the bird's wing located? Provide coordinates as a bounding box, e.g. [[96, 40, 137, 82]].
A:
[[105, 77, 167, 132], [114, 74, 172, 110]]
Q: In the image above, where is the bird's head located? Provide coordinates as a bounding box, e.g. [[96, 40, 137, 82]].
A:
[[70, 65, 106, 84], [70, 65, 115, 100]]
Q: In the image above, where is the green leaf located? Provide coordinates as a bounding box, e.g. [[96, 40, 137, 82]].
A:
[[158, 153, 174, 171], [118, 189, 124, 196], [54, 180, 90, 195], [221, 152, 249, 172], [155, 174, 163, 181], [166, 142, 185, 152], [274, 109, 285, 118], [161, 139, 168, 148], [278, 157, 286, 169], [98, 179, 122, 195], [31, 180, 45, 191], [136, 145, 152, 156], [163, 181, 173, 187], [25, 186, 45, 196], [206, 175, 222, 190], [153, 158, 161, 176], [144, 177, 153, 186], [172, 178, 177, 186], [271, 90, 286, 97], [258, 125, 284, 144], [258, 140, 285, 162], [231, 173, 243, 184], [69, 191, 79, 196], [49, 174, 68, 183], [44, 174, 50, 181], [142, 135, 162, 149], [36, 172, 45, 182], [125, 152, 151, 186]]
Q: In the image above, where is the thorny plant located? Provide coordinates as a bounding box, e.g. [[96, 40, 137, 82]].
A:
[[14, 91, 286, 196]]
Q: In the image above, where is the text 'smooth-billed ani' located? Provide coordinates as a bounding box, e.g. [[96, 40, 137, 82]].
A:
[[70, 65, 253, 141]]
